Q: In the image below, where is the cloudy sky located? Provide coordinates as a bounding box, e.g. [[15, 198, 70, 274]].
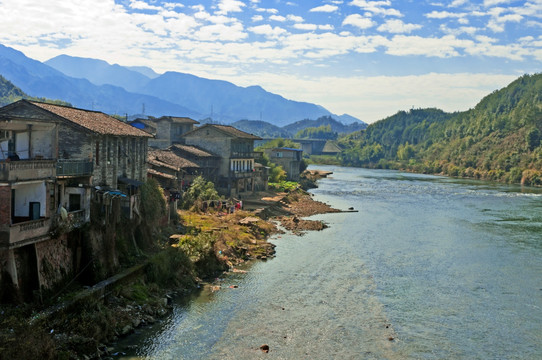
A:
[[0, 0, 540, 123]]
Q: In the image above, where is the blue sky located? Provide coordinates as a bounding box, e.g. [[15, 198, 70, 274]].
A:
[[0, 0, 540, 123]]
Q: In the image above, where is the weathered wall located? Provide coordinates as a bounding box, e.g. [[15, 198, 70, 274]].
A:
[[35, 234, 74, 291], [184, 127, 231, 177]]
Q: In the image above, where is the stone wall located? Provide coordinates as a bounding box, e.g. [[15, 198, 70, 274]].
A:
[[35, 234, 74, 291]]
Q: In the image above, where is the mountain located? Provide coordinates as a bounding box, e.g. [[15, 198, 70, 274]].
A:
[[42, 53, 366, 127], [45, 55, 151, 93], [284, 115, 367, 136], [339, 73, 542, 185], [230, 120, 291, 138], [0, 44, 200, 118], [0, 74, 25, 105]]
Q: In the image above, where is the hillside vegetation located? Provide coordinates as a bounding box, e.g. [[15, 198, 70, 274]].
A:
[[0, 75, 71, 107], [339, 73, 542, 185]]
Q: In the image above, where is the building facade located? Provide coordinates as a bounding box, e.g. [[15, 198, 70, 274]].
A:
[[181, 124, 261, 196], [0, 100, 151, 301]]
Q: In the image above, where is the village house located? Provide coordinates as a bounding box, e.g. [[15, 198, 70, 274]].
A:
[[0, 100, 151, 301], [264, 147, 304, 181], [169, 144, 220, 187], [131, 115, 199, 149], [181, 124, 262, 196]]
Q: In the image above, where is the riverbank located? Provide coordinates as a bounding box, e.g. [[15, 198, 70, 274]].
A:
[[0, 182, 339, 360]]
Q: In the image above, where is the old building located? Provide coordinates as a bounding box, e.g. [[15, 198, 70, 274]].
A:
[[181, 124, 262, 196], [169, 144, 220, 187], [264, 147, 304, 181], [0, 100, 151, 301], [131, 115, 199, 149]]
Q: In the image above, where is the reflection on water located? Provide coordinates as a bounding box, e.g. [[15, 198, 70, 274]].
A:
[[120, 166, 542, 360]]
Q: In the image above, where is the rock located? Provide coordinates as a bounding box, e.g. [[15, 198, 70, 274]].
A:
[[132, 318, 141, 328], [121, 325, 133, 336], [260, 344, 270, 353]]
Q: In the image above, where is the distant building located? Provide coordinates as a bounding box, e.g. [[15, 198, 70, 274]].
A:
[[131, 115, 199, 149], [181, 124, 262, 196], [264, 147, 303, 181]]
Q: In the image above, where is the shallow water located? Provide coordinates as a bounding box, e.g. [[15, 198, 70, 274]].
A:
[[120, 166, 542, 359]]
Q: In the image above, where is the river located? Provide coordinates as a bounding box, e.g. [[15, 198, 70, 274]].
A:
[[119, 166, 542, 359]]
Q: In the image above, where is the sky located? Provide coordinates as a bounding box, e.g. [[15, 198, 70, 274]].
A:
[[0, 0, 541, 123]]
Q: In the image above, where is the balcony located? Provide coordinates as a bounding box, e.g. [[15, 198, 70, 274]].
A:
[[0, 159, 56, 182], [0, 217, 52, 248], [57, 159, 93, 177], [231, 151, 258, 159], [230, 170, 255, 179]]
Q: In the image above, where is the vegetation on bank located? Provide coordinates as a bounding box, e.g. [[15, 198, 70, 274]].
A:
[[0, 177, 280, 360], [338, 73, 542, 185]]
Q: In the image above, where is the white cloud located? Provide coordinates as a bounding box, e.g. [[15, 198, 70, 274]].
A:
[[425, 10, 464, 19], [255, 7, 279, 14], [287, 14, 304, 22], [294, 23, 318, 31], [377, 19, 422, 34], [483, 0, 513, 7], [215, 0, 246, 15], [252, 14, 264, 22], [310, 5, 339, 13], [348, 0, 403, 17], [342, 14, 376, 29], [129, 0, 161, 11], [249, 24, 288, 38], [270, 15, 287, 22]]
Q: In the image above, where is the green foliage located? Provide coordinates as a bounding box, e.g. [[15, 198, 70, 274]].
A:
[[269, 163, 287, 183], [176, 232, 216, 262], [140, 178, 167, 225], [255, 138, 301, 151], [0, 74, 71, 107], [181, 176, 220, 209], [146, 248, 194, 288], [269, 181, 299, 192], [337, 73, 542, 185], [294, 125, 338, 140]]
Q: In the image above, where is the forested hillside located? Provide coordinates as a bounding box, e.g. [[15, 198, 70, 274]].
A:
[[339, 73, 542, 185], [0, 75, 71, 107], [0, 74, 25, 105]]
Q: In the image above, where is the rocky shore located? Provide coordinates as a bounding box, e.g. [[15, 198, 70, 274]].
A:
[[0, 180, 338, 360]]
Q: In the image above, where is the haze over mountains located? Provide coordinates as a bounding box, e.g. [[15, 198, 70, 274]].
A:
[[0, 44, 364, 127]]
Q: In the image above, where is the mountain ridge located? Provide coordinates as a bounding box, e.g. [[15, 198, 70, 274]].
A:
[[42, 52, 364, 126]]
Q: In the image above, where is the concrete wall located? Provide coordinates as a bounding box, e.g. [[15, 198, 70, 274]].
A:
[[12, 182, 47, 217]]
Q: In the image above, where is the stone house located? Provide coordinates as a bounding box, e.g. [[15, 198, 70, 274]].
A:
[[0, 100, 151, 301], [181, 124, 262, 196], [264, 147, 304, 181], [131, 115, 199, 149], [169, 144, 220, 188]]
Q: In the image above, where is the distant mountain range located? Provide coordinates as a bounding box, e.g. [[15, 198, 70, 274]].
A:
[[231, 115, 366, 138], [0, 44, 365, 127]]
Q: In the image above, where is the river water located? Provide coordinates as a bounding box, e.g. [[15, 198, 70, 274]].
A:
[[119, 166, 542, 359]]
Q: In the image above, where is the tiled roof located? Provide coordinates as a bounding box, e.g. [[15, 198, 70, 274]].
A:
[[159, 116, 199, 124], [184, 124, 261, 140], [148, 149, 200, 169], [31, 101, 152, 137], [147, 168, 176, 180], [170, 144, 217, 158]]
